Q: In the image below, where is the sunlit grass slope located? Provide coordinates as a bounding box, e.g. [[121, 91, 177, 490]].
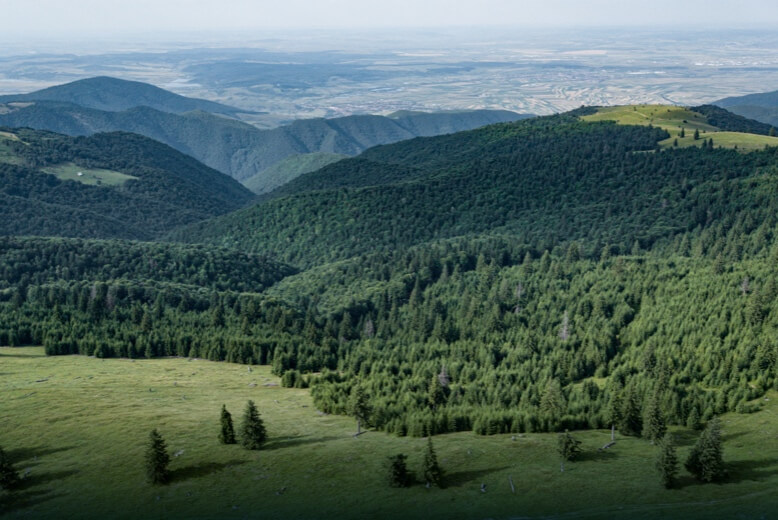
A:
[[1, 347, 776, 520], [581, 104, 778, 150]]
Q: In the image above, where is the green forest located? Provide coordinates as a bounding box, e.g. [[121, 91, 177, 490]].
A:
[[2, 107, 778, 442]]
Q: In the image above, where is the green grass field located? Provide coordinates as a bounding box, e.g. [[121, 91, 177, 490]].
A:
[[40, 163, 137, 186], [581, 105, 778, 151], [0, 131, 25, 165], [1, 347, 776, 520]]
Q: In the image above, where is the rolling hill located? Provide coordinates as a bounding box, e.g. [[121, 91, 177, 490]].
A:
[[0, 76, 245, 115], [0, 78, 530, 190], [0, 127, 254, 240], [714, 89, 778, 128]]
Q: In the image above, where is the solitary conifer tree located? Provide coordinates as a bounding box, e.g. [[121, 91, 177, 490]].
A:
[[145, 429, 171, 485], [387, 454, 412, 487], [240, 400, 267, 450], [557, 430, 582, 472], [0, 446, 20, 490], [219, 405, 236, 444], [422, 437, 443, 487], [655, 433, 679, 489], [643, 392, 667, 443], [348, 384, 371, 435], [685, 416, 726, 482]]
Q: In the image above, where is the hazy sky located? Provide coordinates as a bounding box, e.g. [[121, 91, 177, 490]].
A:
[[3, 0, 777, 37]]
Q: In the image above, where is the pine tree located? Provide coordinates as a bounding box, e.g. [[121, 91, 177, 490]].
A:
[[557, 430, 582, 472], [428, 374, 446, 410], [693, 128, 700, 140], [422, 437, 443, 487], [686, 406, 702, 430], [0, 446, 20, 490], [655, 433, 678, 489], [619, 382, 643, 436], [643, 392, 667, 443], [219, 404, 236, 444], [145, 429, 171, 485], [387, 454, 412, 487], [770, 127, 776, 137], [685, 417, 726, 482], [349, 384, 371, 435], [680, 127, 685, 138], [240, 400, 267, 450]]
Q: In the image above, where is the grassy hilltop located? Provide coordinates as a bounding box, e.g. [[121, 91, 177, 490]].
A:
[[581, 104, 778, 150], [2, 347, 777, 520]]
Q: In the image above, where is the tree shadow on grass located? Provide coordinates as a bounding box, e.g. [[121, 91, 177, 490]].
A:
[[8, 445, 76, 467], [442, 466, 510, 488], [578, 448, 617, 462], [169, 460, 246, 483], [0, 489, 64, 516], [725, 459, 778, 483], [16, 469, 79, 491], [262, 436, 341, 451]]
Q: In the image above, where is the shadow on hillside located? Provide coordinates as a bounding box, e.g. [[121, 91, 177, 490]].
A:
[[443, 466, 510, 488], [8, 445, 76, 467], [170, 460, 246, 483], [726, 459, 778, 483], [0, 489, 63, 516], [262, 435, 341, 451], [578, 448, 617, 462], [16, 469, 79, 491]]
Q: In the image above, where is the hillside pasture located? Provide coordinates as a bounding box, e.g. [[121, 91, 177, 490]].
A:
[[1, 347, 777, 520], [40, 162, 138, 187]]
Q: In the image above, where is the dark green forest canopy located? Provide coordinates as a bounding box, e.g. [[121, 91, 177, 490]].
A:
[[170, 113, 778, 268]]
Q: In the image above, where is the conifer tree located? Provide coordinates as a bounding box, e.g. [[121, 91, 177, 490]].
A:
[[387, 454, 412, 487], [422, 437, 443, 487], [686, 406, 702, 430], [145, 429, 171, 485], [349, 384, 371, 435], [240, 400, 267, 450], [619, 382, 643, 436], [655, 433, 678, 489], [693, 128, 700, 140], [557, 430, 582, 472], [685, 417, 726, 482], [0, 446, 20, 490], [219, 404, 236, 444], [428, 374, 446, 410], [643, 392, 667, 443]]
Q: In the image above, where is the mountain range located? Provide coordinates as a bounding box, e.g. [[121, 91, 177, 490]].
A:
[[0, 77, 530, 193]]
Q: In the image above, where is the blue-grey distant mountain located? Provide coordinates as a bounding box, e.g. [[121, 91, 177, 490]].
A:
[[714, 89, 778, 128], [0, 76, 245, 115], [0, 80, 530, 192]]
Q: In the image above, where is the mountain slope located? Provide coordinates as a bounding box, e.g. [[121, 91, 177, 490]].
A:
[[715, 89, 778, 128], [0, 76, 244, 115], [0, 127, 254, 240], [0, 90, 529, 186]]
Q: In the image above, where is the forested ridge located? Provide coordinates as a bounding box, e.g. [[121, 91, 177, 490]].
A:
[[2, 107, 778, 439], [0, 128, 254, 239]]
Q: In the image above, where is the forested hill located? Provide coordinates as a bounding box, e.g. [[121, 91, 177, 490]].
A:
[[171, 112, 751, 266], [4, 106, 778, 441], [0, 94, 528, 190], [0, 76, 245, 115], [715, 89, 778, 128], [0, 127, 254, 240]]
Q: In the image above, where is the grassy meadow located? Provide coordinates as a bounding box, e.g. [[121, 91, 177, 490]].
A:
[[1, 347, 777, 519], [581, 104, 778, 151], [40, 163, 137, 186]]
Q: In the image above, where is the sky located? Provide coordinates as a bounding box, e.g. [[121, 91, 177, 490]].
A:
[[2, 0, 778, 38]]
